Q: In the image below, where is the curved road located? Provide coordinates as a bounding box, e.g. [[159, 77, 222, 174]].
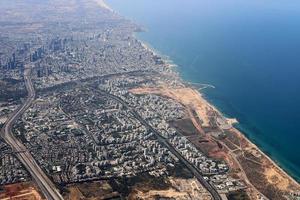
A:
[[0, 64, 221, 200], [1, 65, 64, 200]]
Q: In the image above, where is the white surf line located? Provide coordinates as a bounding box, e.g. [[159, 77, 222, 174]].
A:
[[94, 0, 113, 12]]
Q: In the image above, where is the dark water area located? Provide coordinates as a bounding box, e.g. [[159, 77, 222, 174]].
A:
[[107, 0, 300, 181]]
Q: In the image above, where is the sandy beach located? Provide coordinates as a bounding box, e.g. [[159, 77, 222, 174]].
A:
[[130, 85, 300, 198], [236, 128, 300, 188], [93, 0, 113, 12], [101, 0, 300, 198], [130, 86, 237, 127]]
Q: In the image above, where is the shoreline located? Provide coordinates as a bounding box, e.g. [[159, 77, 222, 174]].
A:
[[202, 90, 300, 184], [140, 41, 178, 68], [134, 23, 300, 193], [205, 93, 300, 184], [177, 73, 300, 188], [193, 89, 239, 126], [234, 126, 300, 187], [130, 16, 300, 187], [94, 0, 113, 12], [130, 85, 300, 197], [104, 0, 300, 194], [234, 123, 300, 184]]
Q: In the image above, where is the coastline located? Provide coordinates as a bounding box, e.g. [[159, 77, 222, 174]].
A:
[[202, 89, 300, 184], [94, 0, 113, 12], [130, 85, 300, 198], [235, 126, 300, 187], [132, 20, 300, 198], [205, 93, 300, 184], [168, 70, 300, 189], [140, 42, 178, 68], [104, 0, 300, 196]]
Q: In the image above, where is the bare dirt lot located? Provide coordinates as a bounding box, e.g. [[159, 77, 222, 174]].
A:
[[0, 182, 43, 200], [64, 181, 120, 200]]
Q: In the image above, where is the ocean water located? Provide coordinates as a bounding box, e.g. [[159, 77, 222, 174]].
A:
[[107, 0, 300, 182]]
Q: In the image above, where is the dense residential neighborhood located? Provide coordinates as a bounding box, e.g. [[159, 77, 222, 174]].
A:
[[1, 1, 299, 200]]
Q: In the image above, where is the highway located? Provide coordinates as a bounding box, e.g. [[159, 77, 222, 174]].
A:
[[1, 65, 64, 200], [0, 63, 221, 200], [96, 89, 222, 200]]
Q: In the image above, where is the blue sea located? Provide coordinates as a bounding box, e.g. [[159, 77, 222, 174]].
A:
[[107, 0, 300, 182]]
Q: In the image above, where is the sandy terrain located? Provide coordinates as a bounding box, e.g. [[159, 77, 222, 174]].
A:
[[93, 0, 113, 12], [265, 167, 290, 190], [131, 86, 212, 127], [0, 182, 43, 200], [64, 181, 119, 200], [130, 177, 212, 200], [0, 116, 7, 124], [234, 128, 300, 192], [130, 86, 300, 199], [131, 86, 237, 128]]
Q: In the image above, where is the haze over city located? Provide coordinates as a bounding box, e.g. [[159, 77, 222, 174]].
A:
[[0, 0, 299, 200]]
